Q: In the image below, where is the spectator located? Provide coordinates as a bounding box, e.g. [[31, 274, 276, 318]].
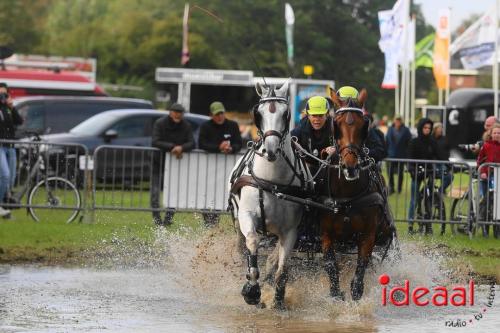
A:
[[199, 101, 242, 226], [150, 103, 194, 226], [198, 101, 242, 154], [432, 122, 453, 192], [407, 118, 439, 235], [386, 116, 411, 194], [470, 116, 499, 154], [477, 123, 500, 236], [0, 82, 23, 217]]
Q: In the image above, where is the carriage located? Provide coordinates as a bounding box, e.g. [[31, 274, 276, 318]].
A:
[[227, 81, 399, 309]]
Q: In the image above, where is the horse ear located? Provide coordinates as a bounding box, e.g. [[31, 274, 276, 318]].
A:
[[358, 88, 367, 107], [276, 78, 291, 97], [255, 82, 264, 97], [329, 86, 341, 108]]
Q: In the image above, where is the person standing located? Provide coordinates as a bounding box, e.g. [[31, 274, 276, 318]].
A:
[[0, 83, 23, 217], [407, 118, 439, 235], [386, 116, 411, 194], [198, 101, 242, 154], [198, 101, 242, 226], [151, 103, 194, 226]]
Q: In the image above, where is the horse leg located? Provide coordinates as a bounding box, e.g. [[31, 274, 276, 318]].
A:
[[324, 245, 345, 301], [273, 229, 296, 310], [238, 208, 262, 305], [264, 246, 279, 285], [351, 229, 376, 301]]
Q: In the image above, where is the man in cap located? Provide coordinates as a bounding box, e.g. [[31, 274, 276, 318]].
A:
[[198, 101, 242, 154], [198, 101, 242, 227], [150, 102, 195, 226]]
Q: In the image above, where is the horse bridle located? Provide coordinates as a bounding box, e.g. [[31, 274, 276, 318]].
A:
[[252, 95, 290, 148], [333, 107, 371, 179]]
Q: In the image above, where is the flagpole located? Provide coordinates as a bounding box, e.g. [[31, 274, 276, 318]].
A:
[[494, 0, 499, 118], [395, 67, 400, 116], [445, 7, 451, 104], [400, 0, 410, 124]]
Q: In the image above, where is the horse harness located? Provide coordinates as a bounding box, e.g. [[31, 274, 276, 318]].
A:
[[228, 94, 311, 235]]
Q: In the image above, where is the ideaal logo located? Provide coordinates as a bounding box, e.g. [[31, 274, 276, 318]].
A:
[[378, 274, 474, 306], [379, 274, 496, 327]]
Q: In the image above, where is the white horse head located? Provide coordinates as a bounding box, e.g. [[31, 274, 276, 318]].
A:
[[254, 79, 290, 162]]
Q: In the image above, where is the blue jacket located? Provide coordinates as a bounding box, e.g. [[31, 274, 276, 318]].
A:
[[386, 124, 412, 158]]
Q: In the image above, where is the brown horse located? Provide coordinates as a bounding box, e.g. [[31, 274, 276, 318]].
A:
[[320, 88, 394, 301]]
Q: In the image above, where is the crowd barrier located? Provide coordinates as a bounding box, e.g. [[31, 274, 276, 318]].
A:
[[1, 138, 498, 237]]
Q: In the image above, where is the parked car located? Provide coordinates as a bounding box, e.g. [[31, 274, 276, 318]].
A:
[[36, 109, 210, 184], [14, 96, 154, 137]]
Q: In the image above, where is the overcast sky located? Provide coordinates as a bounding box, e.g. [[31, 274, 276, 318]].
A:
[[414, 0, 496, 31]]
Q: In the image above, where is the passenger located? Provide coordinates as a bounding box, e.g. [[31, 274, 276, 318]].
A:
[[0, 82, 23, 218], [386, 116, 412, 194], [151, 103, 194, 226], [198, 101, 242, 154], [363, 110, 387, 163], [407, 118, 439, 235]]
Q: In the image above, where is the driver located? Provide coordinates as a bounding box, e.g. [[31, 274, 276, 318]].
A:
[[291, 95, 336, 171]]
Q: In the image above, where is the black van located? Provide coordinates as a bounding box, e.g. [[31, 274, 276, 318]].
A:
[[446, 88, 499, 159], [14, 96, 154, 137]]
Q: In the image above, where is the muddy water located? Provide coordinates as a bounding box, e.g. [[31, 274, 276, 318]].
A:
[[0, 227, 499, 333]]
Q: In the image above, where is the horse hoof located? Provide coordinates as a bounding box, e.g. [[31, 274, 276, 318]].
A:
[[241, 281, 261, 305], [256, 302, 266, 309], [330, 290, 345, 302], [272, 299, 287, 311]]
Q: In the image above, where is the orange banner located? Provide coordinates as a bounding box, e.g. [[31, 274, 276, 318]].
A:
[[433, 9, 450, 89]]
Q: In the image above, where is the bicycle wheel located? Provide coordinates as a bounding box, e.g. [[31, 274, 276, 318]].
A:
[[450, 193, 473, 235], [28, 176, 81, 223]]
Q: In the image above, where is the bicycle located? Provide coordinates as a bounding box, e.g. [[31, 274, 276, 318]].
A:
[[413, 166, 447, 235], [6, 132, 82, 223], [449, 171, 500, 238]]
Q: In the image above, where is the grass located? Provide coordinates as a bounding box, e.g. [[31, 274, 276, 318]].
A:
[[0, 168, 499, 281]]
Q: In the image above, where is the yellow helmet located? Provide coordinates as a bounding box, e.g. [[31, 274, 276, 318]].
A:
[[337, 86, 359, 100], [306, 96, 329, 115]]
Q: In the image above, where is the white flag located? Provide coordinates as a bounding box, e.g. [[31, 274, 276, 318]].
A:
[[378, 0, 410, 88], [450, 8, 496, 69]]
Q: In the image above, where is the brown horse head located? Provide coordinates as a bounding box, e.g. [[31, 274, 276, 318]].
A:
[[329, 87, 369, 180]]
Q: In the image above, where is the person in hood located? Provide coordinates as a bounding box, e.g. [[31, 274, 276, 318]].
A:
[[151, 103, 195, 227], [407, 118, 439, 235]]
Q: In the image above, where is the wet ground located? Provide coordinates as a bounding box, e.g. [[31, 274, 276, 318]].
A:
[[0, 228, 498, 332]]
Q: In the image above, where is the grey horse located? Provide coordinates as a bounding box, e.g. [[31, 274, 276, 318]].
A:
[[228, 80, 310, 310]]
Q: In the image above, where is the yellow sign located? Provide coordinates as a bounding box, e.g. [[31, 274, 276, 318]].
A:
[[303, 65, 314, 76]]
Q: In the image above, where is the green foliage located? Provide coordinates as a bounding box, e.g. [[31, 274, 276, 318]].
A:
[[7, 0, 435, 116]]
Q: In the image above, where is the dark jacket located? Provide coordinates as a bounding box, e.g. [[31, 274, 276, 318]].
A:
[[291, 117, 332, 159], [434, 135, 451, 161], [0, 104, 23, 145], [407, 118, 439, 174], [386, 124, 412, 158], [152, 115, 194, 152], [366, 127, 387, 162], [198, 119, 242, 153]]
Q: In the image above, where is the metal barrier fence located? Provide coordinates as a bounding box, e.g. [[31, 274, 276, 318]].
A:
[[0, 138, 89, 223], [1, 137, 498, 237], [384, 158, 500, 237]]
